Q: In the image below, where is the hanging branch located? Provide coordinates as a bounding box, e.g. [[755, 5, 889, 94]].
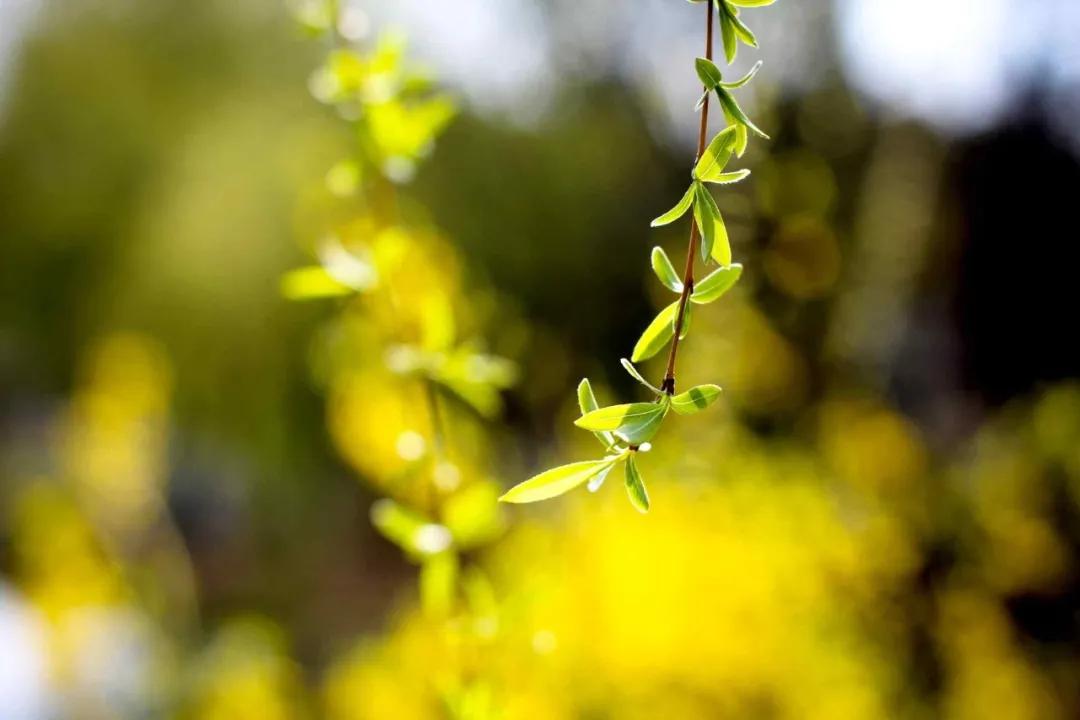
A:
[[501, 0, 777, 513]]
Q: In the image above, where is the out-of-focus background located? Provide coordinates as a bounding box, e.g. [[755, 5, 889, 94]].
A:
[[3, 0, 1080, 718]]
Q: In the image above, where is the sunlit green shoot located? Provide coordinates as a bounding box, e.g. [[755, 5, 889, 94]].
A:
[[632, 302, 678, 362], [624, 455, 650, 513], [621, 358, 662, 395], [578, 378, 616, 449], [577, 401, 669, 446], [651, 247, 684, 293], [651, 183, 696, 227], [691, 264, 742, 303], [671, 384, 723, 415], [499, 458, 618, 504]]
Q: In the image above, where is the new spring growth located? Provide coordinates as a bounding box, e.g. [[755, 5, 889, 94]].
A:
[[500, 0, 777, 512]]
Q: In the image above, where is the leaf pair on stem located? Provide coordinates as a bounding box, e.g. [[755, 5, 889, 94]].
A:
[[499, 370, 721, 512]]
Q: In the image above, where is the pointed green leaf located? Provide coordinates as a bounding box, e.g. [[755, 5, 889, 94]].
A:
[[719, 10, 738, 64], [576, 402, 668, 446], [587, 462, 616, 493], [695, 57, 723, 90], [717, 87, 769, 139], [576, 403, 663, 432], [734, 120, 749, 157], [624, 456, 650, 514], [621, 358, 662, 395], [728, 9, 758, 47], [710, 214, 731, 266], [691, 264, 742, 304], [578, 378, 615, 449], [632, 301, 677, 362], [671, 384, 723, 415], [703, 168, 751, 185], [651, 247, 683, 293], [693, 127, 737, 181], [720, 60, 763, 89], [720, 107, 748, 158], [499, 458, 617, 504], [651, 184, 696, 227], [694, 183, 729, 265], [616, 403, 668, 445], [577, 377, 599, 415]]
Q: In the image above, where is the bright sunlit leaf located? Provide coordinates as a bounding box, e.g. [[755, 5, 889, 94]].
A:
[[621, 358, 662, 395], [624, 455, 650, 513], [704, 168, 751, 185], [631, 302, 678, 362], [651, 183, 696, 227], [694, 184, 728, 265], [716, 87, 770, 139], [719, 10, 738, 64], [587, 462, 616, 493], [577, 402, 668, 446], [499, 459, 617, 504], [720, 60, 763, 89], [651, 246, 684, 293], [695, 57, 723, 90], [578, 378, 616, 449], [694, 127, 738, 181], [671, 384, 723, 415], [691, 264, 742, 303]]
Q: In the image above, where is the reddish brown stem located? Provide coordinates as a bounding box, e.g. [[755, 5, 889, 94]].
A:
[[662, 0, 714, 395]]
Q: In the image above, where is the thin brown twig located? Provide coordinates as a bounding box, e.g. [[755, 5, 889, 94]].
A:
[[662, 0, 714, 396]]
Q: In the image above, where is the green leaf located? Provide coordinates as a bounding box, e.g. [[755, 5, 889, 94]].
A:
[[693, 127, 738, 181], [717, 87, 770, 139], [577, 377, 599, 415], [728, 0, 777, 6], [651, 247, 683, 293], [727, 9, 759, 47], [576, 402, 668, 446], [695, 89, 710, 112], [576, 403, 661, 432], [694, 183, 729, 265], [587, 462, 616, 493], [703, 168, 751, 185], [719, 60, 762, 89], [624, 456, 650, 513], [734, 119, 750, 158], [710, 209, 732, 266], [695, 57, 723, 90], [631, 302, 678, 362], [621, 358, 662, 395], [651, 183, 696, 227], [577, 378, 616, 449], [499, 458, 617, 504], [718, 10, 738, 64], [671, 384, 723, 415], [691, 264, 742, 304]]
